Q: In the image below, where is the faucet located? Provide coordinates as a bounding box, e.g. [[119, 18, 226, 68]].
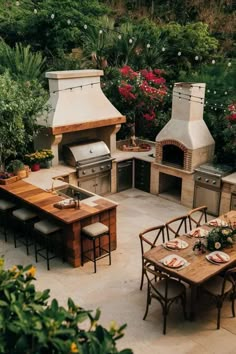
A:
[[51, 176, 65, 193]]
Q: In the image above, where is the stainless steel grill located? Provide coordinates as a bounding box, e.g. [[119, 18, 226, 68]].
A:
[[194, 163, 234, 216], [62, 139, 114, 195]]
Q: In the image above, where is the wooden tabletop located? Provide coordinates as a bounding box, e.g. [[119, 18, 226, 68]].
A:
[[0, 180, 117, 224], [144, 211, 236, 286]]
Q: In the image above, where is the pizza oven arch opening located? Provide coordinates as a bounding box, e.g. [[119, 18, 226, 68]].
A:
[[162, 144, 184, 168]]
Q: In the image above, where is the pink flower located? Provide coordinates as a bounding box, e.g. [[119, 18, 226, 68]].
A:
[[143, 110, 156, 121], [120, 66, 138, 79]]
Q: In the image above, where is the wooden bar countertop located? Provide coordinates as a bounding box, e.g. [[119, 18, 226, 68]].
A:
[[0, 180, 117, 224]]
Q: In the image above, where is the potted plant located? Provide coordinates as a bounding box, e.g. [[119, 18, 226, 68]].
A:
[[39, 149, 54, 168], [6, 159, 28, 179]]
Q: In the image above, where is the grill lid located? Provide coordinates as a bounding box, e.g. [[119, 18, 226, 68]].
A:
[[195, 163, 234, 177], [63, 139, 111, 167]]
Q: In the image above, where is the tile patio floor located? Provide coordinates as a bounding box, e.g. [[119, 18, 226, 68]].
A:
[[1, 188, 236, 354]]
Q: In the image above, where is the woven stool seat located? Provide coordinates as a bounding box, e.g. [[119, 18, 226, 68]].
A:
[[0, 199, 16, 241], [82, 222, 109, 238], [0, 199, 15, 210], [13, 208, 37, 221], [13, 207, 38, 255], [81, 222, 111, 273], [34, 219, 63, 270], [34, 220, 60, 235]]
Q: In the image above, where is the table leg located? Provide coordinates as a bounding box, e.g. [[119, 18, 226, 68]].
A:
[[189, 284, 198, 321]]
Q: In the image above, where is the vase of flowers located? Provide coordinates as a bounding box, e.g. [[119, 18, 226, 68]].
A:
[[24, 149, 54, 171], [206, 226, 236, 251], [39, 149, 54, 168]]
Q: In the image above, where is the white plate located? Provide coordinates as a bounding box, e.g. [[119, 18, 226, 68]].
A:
[[208, 219, 228, 227], [206, 251, 230, 264], [164, 239, 188, 250], [189, 228, 209, 238], [162, 254, 186, 268]]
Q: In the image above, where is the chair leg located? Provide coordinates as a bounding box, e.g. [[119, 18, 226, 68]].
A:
[[216, 304, 222, 329], [163, 303, 168, 335], [46, 237, 50, 271], [232, 293, 235, 318], [140, 258, 144, 290], [93, 238, 96, 273], [143, 284, 151, 320], [108, 233, 111, 266]]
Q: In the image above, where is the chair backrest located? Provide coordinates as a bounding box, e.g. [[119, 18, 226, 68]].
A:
[[139, 224, 166, 256], [165, 215, 188, 240], [188, 206, 208, 230]]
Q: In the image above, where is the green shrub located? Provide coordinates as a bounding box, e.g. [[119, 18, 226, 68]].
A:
[[0, 259, 133, 354]]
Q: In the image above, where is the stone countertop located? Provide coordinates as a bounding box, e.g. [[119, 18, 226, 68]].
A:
[[112, 147, 156, 163], [222, 172, 236, 185], [24, 164, 76, 190]]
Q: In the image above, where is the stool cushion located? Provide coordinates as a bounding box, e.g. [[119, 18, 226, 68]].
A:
[[0, 199, 15, 211], [34, 220, 60, 235], [82, 222, 109, 237], [13, 208, 37, 221]]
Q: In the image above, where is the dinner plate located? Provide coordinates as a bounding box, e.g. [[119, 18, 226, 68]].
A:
[[206, 251, 230, 264], [189, 228, 209, 238], [163, 239, 188, 250], [208, 219, 228, 227], [162, 254, 186, 268]]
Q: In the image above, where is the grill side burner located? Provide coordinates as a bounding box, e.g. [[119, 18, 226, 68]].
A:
[[62, 139, 114, 195], [194, 163, 234, 216]]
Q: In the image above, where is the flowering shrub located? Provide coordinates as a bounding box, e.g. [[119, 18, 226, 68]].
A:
[[0, 259, 132, 354], [103, 66, 168, 139], [206, 226, 236, 251]]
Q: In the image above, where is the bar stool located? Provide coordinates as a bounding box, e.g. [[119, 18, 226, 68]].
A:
[[0, 199, 16, 241], [81, 222, 111, 273], [12, 207, 38, 254], [34, 219, 63, 270]]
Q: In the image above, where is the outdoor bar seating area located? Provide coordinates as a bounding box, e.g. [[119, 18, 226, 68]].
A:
[[139, 207, 236, 334]]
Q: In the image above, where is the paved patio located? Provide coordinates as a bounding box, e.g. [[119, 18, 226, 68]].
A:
[[1, 189, 236, 354]]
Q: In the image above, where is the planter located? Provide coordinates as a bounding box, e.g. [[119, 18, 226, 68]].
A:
[[40, 160, 52, 169], [16, 169, 28, 179], [0, 175, 18, 185], [31, 163, 40, 172]]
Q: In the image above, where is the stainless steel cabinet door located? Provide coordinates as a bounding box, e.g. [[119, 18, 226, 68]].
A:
[[194, 184, 220, 216]]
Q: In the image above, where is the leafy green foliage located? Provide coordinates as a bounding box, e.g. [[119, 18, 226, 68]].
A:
[[0, 72, 48, 165], [0, 41, 46, 82], [0, 260, 133, 354]]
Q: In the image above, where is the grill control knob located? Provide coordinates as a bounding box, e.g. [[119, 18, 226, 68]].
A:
[[205, 178, 209, 183], [92, 168, 95, 172], [197, 176, 201, 180], [100, 166, 104, 170], [212, 180, 216, 185], [107, 165, 110, 168], [82, 171, 86, 175]]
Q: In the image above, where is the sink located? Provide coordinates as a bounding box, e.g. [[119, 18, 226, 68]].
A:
[[56, 185, 94, 200]]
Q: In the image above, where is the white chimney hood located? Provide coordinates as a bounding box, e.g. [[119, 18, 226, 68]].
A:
[[38, 70, 125, 134], [156, 83, 214, 150]]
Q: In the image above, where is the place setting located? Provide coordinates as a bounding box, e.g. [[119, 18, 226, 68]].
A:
[[187, 227, 209, 238], [162, 239, 188, 251], [208, 218, 229, 227], [160, 254, 190, 271], [206, 251, 230, 265]]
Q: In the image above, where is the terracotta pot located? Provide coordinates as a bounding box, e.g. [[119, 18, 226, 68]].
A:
[[31, 163, 40, 172]]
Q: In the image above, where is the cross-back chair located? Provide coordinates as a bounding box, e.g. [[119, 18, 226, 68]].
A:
[[139, 224, 166, 290], [165, 215, 188, 240], [188, 205, 208, 230], [200, 266, 236, 329], [143, 259, 187, 335]]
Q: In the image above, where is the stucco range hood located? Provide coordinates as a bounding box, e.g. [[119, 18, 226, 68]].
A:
[[38, 70, 125, 135], [156, 83, 214, 150], [155, 82, 215, 171]]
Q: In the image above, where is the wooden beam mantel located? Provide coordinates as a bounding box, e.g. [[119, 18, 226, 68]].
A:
[[49, 116, 126, 135]]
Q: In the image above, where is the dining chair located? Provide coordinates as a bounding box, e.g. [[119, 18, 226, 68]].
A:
[[165, 215, 188, 240], [143, 259, 187, 335], [188, 205, 208, 230], [139, 224, 166, 290], [200, 266, 236, 329]]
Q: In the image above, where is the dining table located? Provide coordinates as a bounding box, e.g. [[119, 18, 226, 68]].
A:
[[143, 210, 236, 320]]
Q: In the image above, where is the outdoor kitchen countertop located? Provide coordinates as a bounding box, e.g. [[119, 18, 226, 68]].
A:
[[222, 172, 236, 185], [113, 146, 156, 163], [24, 163, 76, 190]]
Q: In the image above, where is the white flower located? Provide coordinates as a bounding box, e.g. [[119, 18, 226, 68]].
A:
[[215, 242, 221, 249], [227, 237, 233, 244]]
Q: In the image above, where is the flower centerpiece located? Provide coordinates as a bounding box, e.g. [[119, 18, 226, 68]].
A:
[[206, 225, 236, 251], [24, 149, 54, 170]]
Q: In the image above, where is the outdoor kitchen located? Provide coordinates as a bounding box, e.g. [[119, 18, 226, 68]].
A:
[[27, 70, 235, 216]]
